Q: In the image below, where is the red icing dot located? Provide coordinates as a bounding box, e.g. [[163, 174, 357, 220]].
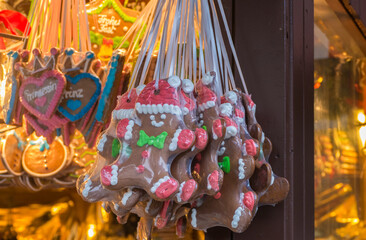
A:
[[195, 153, 202, 161], [243, 191, 255, 211], [141, 150, 149, 159], [213, 119, 223, 138], [195, 128, 208, 150], [178, 129, 194, 150], [246, 95, 255, 108], [194, 163, 200, 174], [245, 139, 257, 156], [235, 108, 244, 118], [136, 165, 145, 173], [214, 192, 221, 199], [116, 118, 130, 138]]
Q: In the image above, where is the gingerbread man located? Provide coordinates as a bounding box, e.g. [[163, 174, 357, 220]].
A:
[[241, 92, 289, 205], [99, 77, 196, 201], [188, 134, 257, 232]]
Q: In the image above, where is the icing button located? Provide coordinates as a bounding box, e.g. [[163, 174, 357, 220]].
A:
[[141, 150, 150, 159], [214, 192, 221, 199], [136, 165, 145, 173]]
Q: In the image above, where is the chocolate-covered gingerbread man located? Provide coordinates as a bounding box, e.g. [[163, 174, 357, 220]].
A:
[[100, 77, 196, 201]]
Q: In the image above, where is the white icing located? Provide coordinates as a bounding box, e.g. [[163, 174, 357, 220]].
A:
[[238, 158, 246, 179], [112, 109, 134, 120], [114, 203, 119, 210], [270, 174, 275, 185], [217, 147, 226, 156], [202, 73, 214, 85], [221, 141, 225, 146], [169, 129, 182, 151], [151, 176, 170, 193], [125, 120, 134, 140], [212, 131, 218, 140], [191, 209, 197, 228], [242, 143, 247, 155], [198, 120, 204, 127], [168, 76, 181, 88], [231, 193, 245, 228], [97, 135, 108, 152], [152, 104, 158, 114], [225, 91, 238, 104], [136, 85, 145, 95], [150, 115, 164, 127], [136, 103, 182, 115], [176, 181, 186, 202], [145, 198, 153, 213], [182, 79, 194, 93], [198, 101, 216, 111], [82, 179, 92, 197], [161, 114, 166, 119], [225, 126, 238, 139], [110, 165, 118, 185], [199, 113, 203, 118], [235, 117, 244, 123], [121, 188, 133, 205], [219, 103, 233, 117], [207, 174, 212, 190]]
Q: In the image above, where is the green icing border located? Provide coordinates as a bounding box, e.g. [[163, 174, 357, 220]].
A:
[[87, 0, 137, 23]]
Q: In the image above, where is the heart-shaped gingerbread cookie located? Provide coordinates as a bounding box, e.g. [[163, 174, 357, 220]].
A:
[[19, 70, 66, 120], [22, 138, 68, 177], [58, 73, 101, 121]]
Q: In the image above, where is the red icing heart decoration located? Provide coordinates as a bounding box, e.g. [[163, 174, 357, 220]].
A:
[[19, 70, 66, 120]]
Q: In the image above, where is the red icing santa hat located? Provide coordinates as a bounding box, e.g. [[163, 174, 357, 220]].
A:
[[136, 77, 182, 115], [195, 80, 217, 111], [112, 88, 141, 120], [181, 89, 195, 115]]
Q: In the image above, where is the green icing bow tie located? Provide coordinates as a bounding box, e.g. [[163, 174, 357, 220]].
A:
[[218, 156, 230, 174], [137, 130, 168, 149]]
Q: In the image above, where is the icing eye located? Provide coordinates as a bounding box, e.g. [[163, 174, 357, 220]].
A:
[[154, 89, 160, 95], [126, 99, 131, 103], [150, 115, 155, 120], [161, 114, 166, 119]]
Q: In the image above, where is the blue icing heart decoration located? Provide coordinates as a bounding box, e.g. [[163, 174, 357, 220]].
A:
[[58, 72, 101, 122], [67, 99, 82, 111]]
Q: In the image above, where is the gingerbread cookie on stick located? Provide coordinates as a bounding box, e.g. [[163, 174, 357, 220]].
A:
[[100, 77, 196, 201]]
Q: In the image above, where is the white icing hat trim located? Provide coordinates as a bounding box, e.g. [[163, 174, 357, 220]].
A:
[[202, 73, 214, 85], [168, 76, 181, 88], [225, 91, 237, 104], [225, 126, 238, 139], [112, 109, 134, 120], [182, 79, 194, 93], [198, 101, 216, 111], [136, 103, 182, 115], [219, 103, 233, 117]]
